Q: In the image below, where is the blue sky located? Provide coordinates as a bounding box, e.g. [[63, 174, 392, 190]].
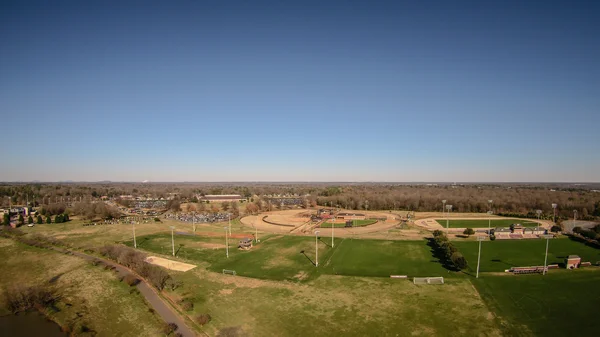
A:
[[1, 0, 598, 182]]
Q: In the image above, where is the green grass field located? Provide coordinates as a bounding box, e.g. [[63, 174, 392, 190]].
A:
[[473, 270, 600, 336], [320, 219, 377, 228], [321, 239, 451, 278], [435, 218, 540, 228], [454, 237, 600, 272]]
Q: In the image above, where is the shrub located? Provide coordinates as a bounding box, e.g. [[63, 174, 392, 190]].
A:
[[490, 234, 496, 241], [463, 228, 475, 236], [123, 274, 140, 286], [178, 298, 194, 311], [450, 252, 468, 270], [196, 313, 212, 326], [3, 285, 60, 314], [162, 322, 178, 335]]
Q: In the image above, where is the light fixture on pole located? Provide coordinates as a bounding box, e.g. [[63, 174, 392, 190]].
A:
[[170, 226, 175, 256], [573, 209, 578, 221], [445, 205, 453, 229], [541, 234, 553, 275], [476, 236, 486, 279], [224, 227, 229, 258], [488, 200, 493, 213], [314, 231, 320, 267], [551, 203, 558, 223]]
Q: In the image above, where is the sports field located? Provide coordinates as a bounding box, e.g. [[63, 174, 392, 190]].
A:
[[320, 219, 377, 228], [473, 270, 600, 336], [454, 237, 600, 273], [435, 219, 539, 228], [321, 238, 450, 277]]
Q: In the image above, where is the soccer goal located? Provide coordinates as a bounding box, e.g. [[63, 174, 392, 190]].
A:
[[222, 269, 237, 276], [413, 277, 444, 285]]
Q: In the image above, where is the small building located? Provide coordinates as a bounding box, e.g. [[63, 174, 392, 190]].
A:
[[336, 212, 366, 220], [238, 238, 253, 250], [565, 255, 581, 269], [200, 195, 246, 203]]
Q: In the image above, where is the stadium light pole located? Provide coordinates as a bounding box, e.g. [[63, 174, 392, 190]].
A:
[[487, 210, 493, 232], [552, 203, 558, 223], [228, 213, 231, 235], [488, 200, 493, 213], [224, 227, 229, 258], [541, 234, 553, 275], [133, 220, 137, 248], [445, 205, 453, 229], [331, 215, 335, 248], [315, 231, 320, 267], [170, 226, 175, 256], [573, 209, 578, 221], [442, 200, 446, 215], [536, 210, 542, 233], [476, 236, 486, 279]]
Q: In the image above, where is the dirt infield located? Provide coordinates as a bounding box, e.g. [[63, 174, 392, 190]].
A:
[[241, 209, 402, 237], [145, 256, 197, 272]]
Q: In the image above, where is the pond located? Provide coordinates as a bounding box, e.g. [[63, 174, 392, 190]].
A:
[[0, 311, 65, 337]]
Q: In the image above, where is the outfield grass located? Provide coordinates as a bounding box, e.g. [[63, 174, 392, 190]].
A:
[[454, 237, 600, 273], [320, 219, 377, 228], [473, 270, 600, 336], [435, 218, 540, 228], [321, 239, 452, 278]]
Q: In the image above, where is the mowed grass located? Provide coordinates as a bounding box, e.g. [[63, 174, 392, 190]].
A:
[[127, 233, 339, 281], [321, 239, 452, 278], [320, 219, 377, 228], [167, 268, 501, 337], [435, 218, 539, 228], [0, 238, 164, 336], [454, 237, 600, 273], [473, 269, 600, 336]]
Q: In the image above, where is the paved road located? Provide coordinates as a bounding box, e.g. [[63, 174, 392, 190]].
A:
[[66, 250, 198, 337]]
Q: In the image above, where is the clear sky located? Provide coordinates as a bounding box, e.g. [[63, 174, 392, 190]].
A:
[[1, 0, 598, 182]]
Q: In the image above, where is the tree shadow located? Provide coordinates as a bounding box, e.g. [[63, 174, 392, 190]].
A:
[[566, 234, 600, 250], [426, 239, 459, 272], [300, 250, 316, 266], [491, 259, 515, 268]]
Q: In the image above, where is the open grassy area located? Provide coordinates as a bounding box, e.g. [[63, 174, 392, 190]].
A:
[[320, 219, 377, 228], [473, 269, 600, 336], [435, 219, 540, 228], [454, 237, 600, 273], [0, 238, 164, 336], [321, 239, 452, 278], [166, 267, 500, 336]]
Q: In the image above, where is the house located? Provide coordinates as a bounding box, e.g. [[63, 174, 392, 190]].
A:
[[565, 255, 581, 269]]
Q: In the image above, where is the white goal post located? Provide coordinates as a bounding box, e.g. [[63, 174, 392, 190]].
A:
[[222, 269, 237, 276], [413, 277, 444, 285]]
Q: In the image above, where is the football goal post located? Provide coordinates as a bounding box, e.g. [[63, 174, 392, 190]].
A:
[[413, 277, 444, 285], [222, 269, 237, 276]]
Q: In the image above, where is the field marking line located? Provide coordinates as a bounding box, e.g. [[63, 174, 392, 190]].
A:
[[324, 238, 346, 268]]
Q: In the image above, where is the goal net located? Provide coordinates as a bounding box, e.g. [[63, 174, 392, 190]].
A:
[[413, 277, 444, 285], [222, 269, 237, 276]]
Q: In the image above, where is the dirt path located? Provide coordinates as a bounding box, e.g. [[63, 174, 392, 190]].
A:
[[65, 250, 199, 337]]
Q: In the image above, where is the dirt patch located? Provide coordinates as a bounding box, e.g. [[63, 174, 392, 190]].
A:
[[145, 256, 197, 272], [219, 288, 234, 295], [293, 271, 308, 281]]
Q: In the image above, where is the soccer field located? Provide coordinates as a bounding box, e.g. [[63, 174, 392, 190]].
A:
[[435, 218, 539, 228], [454, 237, 600, 272], [473, 270, 600, 336], [321, 239, 450, 277]]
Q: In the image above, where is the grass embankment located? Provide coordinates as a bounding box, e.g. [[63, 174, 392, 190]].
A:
[[435, 219, 540, 228], [0, 238, 164, 336], [320, 219, 377, 228]]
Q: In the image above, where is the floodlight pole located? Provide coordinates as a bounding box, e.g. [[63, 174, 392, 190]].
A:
[[228, 213, 231, 235], [536, 210, 542, 233], [442, 200, 446, 215], [573, 209, 577, 221], [170, 226, 175, 256], [445, 205, 452, 229], [332, 216, 335, 247], [133, 221, 137, 248], [315, 231, 320, 267], [541, 234, 553, 275], [476, 236, 485, 279], [487, 211, 493, 232], [552, 203, 557, 223], [224, 227, 229, 258]]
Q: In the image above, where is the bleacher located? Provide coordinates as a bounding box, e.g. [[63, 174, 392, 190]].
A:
[[509, 234, 524, 239]]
